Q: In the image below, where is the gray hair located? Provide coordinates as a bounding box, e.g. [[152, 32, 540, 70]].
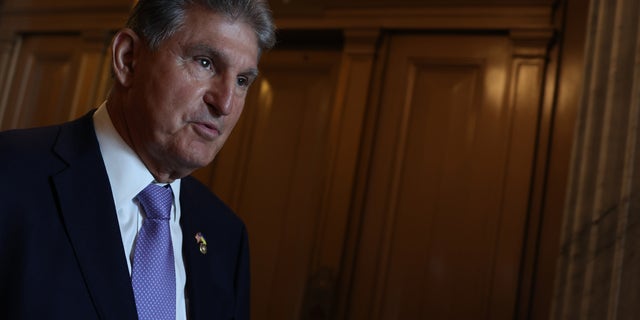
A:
[[126, 0, 276, 54]]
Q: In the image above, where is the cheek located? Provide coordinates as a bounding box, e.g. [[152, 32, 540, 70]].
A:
[[149, 66, 201, 106], [156, 90, 200, 126]]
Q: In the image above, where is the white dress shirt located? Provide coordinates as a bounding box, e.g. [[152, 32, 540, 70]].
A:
[[93, 103, 187, 320]]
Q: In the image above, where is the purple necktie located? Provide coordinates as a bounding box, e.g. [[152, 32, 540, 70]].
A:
[[132, 184, 176, 320]]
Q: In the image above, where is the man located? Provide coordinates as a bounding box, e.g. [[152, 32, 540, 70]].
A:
[[0, 0, 275, 319]]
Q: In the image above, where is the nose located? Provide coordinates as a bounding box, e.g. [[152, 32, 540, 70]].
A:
[[204, 77, 234, 116]]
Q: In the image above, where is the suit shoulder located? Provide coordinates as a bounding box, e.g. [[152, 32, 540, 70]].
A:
[[0, 125, 61, 154], [0, 112, 94, 156], [0, 112, 95, 175], [0, 126, 64, 175]]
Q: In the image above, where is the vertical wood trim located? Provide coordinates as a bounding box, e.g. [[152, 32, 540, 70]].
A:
[[370, 57, 418, 320], [69, 30, 111, 119], [529, 0, 589, 317], [3, 39, 36, 130], [494, 59, 545, 320], [309, 28, 380, 318], [523, 41, 559, 319], [0, 35, 20, 129], [92, 43, 114, 107], [336, 33, 390, 320], [500, 29, 554, 319], [492, 29, 553, 320]]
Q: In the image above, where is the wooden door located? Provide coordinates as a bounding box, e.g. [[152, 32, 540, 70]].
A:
[[0, 33, 109, 130], [346, 33, 544, 319]]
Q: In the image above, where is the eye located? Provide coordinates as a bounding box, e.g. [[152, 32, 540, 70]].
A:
[[237, 76, 250, 88], [196, 57, 212, 70]]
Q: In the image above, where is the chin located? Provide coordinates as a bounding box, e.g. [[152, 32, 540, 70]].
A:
[[175, 141, 219, 166], [182, 153, 217, 170]]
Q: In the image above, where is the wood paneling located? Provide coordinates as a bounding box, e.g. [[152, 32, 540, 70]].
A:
[[271, 0, 555, 15], [2, 35, 79, 129], [492, 39, 549, 320], [274, 6, 553, 30], [2, 0, 131, 13], [305, 29, 380, 320], [0, 36, 18, 123], [347, 34, 544, 319], [0, 1, 584, 320], [0, 33, 108, 130]]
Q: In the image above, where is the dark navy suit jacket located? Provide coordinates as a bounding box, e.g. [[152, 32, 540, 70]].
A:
[[0, 111, 250, 319]]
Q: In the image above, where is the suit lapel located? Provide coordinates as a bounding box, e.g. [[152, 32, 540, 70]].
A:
[[180, 177, 249, 320], [180, 186, 213, 320], [51, 113, 137, 319]]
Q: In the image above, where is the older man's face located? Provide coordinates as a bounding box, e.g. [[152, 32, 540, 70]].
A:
[[126, 7, 259, 179]]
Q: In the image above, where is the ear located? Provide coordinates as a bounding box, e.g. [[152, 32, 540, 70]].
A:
[[111, 28, 141, 87]]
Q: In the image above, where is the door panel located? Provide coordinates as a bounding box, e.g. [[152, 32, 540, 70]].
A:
[[0, 34, 107, 130], [1, 35, 79, 129], [348, 34, 536, 319]]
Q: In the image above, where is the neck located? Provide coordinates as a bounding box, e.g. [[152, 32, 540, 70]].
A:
[[105, 93, 178, 184]]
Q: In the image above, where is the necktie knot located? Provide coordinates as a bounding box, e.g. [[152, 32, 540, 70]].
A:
[[136, 184, 173, 220]]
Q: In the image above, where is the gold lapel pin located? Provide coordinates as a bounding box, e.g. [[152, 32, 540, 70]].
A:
[[195, 232, 208, 254]]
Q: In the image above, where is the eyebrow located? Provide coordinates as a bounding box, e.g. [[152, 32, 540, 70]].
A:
[[185, 43, 259, 78]]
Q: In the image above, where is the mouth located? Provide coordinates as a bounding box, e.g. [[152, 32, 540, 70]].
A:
[[190, 121, 220, 140]]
